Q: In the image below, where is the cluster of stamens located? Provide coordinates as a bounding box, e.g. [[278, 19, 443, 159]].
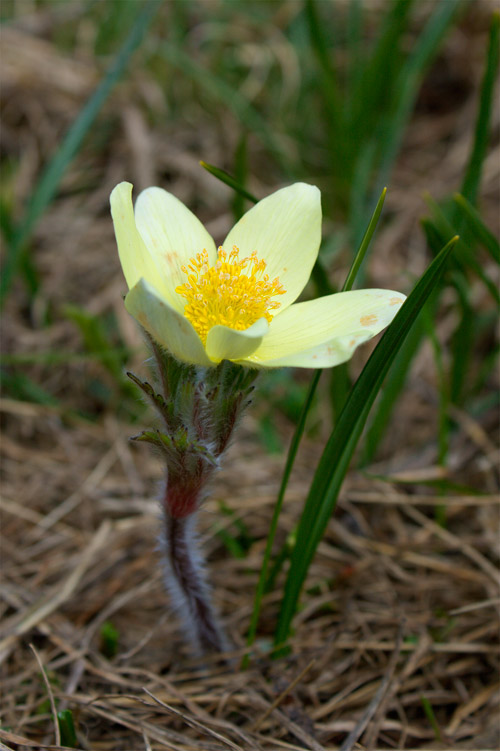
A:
[[175, 246, 286, 344]]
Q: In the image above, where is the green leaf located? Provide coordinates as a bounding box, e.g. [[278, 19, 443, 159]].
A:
[[421, 696, 443, 742], [242, 188, 388, 666], [453, 192, 500, 265], [360, 313, 425, 465], [372, 0, 462, 200], [57, 709, 78, 748], [274, 235, 458, 648], [0, 0, 159, 308], [200, 161, 258, 204], [232, 134, 250, 221], [100, 621, 120, 659], [161, 43, 291, 173], [460, 12, 500, 205]]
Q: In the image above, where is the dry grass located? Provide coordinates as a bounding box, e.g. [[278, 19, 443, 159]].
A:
[[1, 3, 499, 749]]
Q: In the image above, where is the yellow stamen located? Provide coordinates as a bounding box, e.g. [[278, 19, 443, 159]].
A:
[[176, 246, 286, 344]]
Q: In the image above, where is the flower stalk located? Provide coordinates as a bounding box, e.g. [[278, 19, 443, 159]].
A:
[[130, 336, 257, 654]]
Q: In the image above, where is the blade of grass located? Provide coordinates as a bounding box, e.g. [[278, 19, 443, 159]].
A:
[[232, 134, 249, 221], [360, 312, 425, 466], [0, 0, 159, 309], [304, 0, 343, 177], [424, 193, 500, 304], [344, 188, 387, 290], [351, 0, 413, 140], [460, 12, 500, 205], [332, 188, 388, 419], [420, 696, 443, 742], [200, 161, 258, 205], [161, 43, 291, 174], [57, 709, 78, 748], [421, 303, 449, 469], [0, 369, 60, 406], [449, 273, 476, 406], [345, 0, 364, 124], [274, 236, 458, 648], [242, 188, 388, 666], [372, 0, 462, 201], [453, 192, 500, 265]]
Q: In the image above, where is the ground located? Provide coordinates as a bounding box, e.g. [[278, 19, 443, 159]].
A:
[[1, 2, 499, 749]]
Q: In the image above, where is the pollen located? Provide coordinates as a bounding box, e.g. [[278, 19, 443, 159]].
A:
[[175, 246, 286, 344]]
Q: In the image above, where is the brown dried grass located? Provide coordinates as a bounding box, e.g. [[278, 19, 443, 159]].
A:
[[1, 3, 499, 749]]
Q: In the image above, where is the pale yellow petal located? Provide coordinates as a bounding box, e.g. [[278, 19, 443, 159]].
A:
[[244, 289, 406, 368], [205, 318, 269, 364], [110, 182, 167, 297], [134, 186, 217, 309], [125, 278, 212, 366], [223, 183, 321, 312]]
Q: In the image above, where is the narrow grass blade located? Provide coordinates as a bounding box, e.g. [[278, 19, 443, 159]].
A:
[[0, 369, 60, 406], [351, 0, 413, 137], [460, 12, 500, 205], [0, 0, 159, 308], [424, 193, 500, 304], [161, 43, 291, 174], [200, 161, 258, 205], [449, 273, 476, 406], [305, 0, 342, 173], [373, 0, 461, 198], [421, 304, 449, 466], [420, 696, 443, 742], [242, 188, 389, 665], [274, 236, 459, 648], [453, 192, 500, 265], [232, 134, 249, 221], [360, 313, 425, 465], [57, 709, 78, 748], [241, 368, 321, 668], [344, 188, 387, 291]]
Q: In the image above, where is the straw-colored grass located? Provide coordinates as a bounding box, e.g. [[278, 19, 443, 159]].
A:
[[1, 3, 498, 749]]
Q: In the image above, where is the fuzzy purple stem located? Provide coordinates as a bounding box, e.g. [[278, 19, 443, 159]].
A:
[[163, 511, 228, 656]]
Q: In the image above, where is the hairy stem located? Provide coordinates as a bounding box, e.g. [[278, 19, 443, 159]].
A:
[[163, 512, 227, 655]]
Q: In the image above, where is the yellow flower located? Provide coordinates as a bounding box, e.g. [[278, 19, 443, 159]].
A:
[[110, 181, 405, 368]]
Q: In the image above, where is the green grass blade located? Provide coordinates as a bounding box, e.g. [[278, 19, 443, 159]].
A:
[[332, 187, 388, 419], [200, 161, 258, 205], [423, 192, 500, 304], [241, 368, 322, 668], [242, 188, 389, 665], [0, 369, 60, 406], [0, 0, 159, 309], [57, 709, 78, 748], [161, 43, 291, 174], [453, 193, 500, 265], [274, 236, 459, 647], [304, 0, 342, 172], [360, 313, 425, 465], [343, 188, 387, 291], [421, 304, 449, 467], [449, 273, 476, 406], [420, 696, 443, 742], [460, 12, 500, 205], [373, 0, 461, 198], [346, 0, 364, 120], [351, 0, 413, 136], [232, 134, 249, 221]]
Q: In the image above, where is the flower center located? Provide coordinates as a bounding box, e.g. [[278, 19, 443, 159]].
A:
[[175, 246, 286, 344]]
